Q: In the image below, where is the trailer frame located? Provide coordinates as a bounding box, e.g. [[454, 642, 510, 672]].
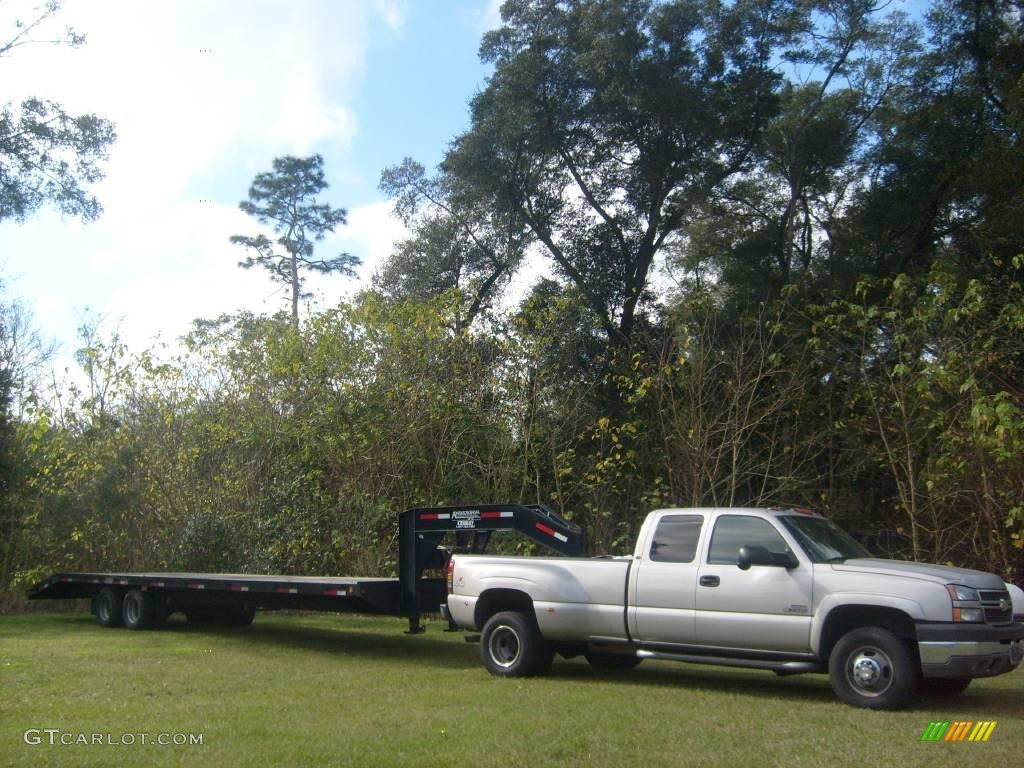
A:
[[28, 503, 585, 634]]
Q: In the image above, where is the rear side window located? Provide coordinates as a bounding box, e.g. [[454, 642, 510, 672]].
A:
[[707, 516, 791, 565], [649, 515, 704, 563]]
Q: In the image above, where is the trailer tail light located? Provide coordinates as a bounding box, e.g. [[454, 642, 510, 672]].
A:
[[447, 558, 455, 595]]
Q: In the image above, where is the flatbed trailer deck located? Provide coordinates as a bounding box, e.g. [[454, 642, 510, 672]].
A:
[[27, 504, 585, 633]]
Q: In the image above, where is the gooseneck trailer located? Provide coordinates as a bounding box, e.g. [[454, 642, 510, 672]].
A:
[[27, 504, 585, 633]]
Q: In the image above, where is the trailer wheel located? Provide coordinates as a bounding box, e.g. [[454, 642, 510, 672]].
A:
[[828, 627, 917, 709], [584, 651, 643, 671], [480, 611, 552, 677], [95, 587, 124, 628], [122, 588, 161, 630]]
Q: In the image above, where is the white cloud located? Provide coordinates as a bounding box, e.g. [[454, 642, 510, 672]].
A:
[[373, 0, 406, 32], [303, 198, 409, 309], [481, 0, 504, 32], [0, 0, 406, 362], [344, 199, 408, 282]]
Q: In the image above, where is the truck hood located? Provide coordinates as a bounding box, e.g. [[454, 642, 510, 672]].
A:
[[830, 558, 1005, 590]]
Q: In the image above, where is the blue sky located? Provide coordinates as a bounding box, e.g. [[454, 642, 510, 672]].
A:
[[0, 0, 503, 363]]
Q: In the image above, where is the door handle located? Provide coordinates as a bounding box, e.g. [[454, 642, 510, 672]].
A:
[[699, 575, 720, 587]]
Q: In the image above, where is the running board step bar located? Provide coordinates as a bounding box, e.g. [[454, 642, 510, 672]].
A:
[[635, 650, 822, 675]]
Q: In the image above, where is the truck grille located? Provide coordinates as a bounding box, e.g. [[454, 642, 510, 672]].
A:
[[979, 589, 1012, 625]]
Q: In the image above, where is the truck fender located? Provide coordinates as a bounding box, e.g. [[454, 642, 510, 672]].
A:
[[480, 567, 593, 604], [474, 587, 537, 631], [812, 593, 925, 658]]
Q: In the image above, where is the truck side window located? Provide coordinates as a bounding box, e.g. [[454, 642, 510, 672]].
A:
[[707, 516, 791, 565], [649, 515, 704, 563]]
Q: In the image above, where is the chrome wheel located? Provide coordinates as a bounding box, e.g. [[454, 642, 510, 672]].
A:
[[487, 624, 522, 669], [845, 646, 894, 697]]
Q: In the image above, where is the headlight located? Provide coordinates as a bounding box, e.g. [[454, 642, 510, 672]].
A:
[[946, 584, 981, 602], [946, 584, 984, 623], [952, 607, 985, 622]]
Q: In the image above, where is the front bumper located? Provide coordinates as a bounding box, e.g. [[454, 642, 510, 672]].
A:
[[917, 621, 1024, 679]]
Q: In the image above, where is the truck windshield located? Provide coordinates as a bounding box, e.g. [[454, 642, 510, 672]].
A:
[[779, 516, 872, 563]]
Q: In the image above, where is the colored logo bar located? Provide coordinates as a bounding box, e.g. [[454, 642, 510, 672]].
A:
[[920, 721, 997, 742]]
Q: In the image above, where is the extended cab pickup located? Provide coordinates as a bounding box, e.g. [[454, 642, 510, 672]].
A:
[[445, 507, 1024, 709]]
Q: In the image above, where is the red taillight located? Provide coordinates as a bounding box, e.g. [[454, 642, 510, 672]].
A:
[[446, 557, 455, 594]]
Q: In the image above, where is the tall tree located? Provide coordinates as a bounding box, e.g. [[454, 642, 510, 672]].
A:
[[684, 1, 918, 301], [0, 0, 116, 224], [231, 155, 359, 326], [843, 0, 1024, 280], [378, 158, 526, 332], [443, 0, 805, 346]]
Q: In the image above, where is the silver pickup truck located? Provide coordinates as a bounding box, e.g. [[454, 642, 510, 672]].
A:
[[445, 507, 1024, 709]]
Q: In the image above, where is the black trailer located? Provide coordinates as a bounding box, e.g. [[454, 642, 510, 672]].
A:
[[27, 503, 585, 633]]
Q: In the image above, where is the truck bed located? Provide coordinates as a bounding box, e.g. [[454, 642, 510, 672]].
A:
[[449, 555, 632, 640]]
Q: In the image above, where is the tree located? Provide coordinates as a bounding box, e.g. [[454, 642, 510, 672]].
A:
[[231, 155, 359, 326], [378, 158, 525, 332], [0, 284, 54, 600], [684, 1, 918, 303], [837, 0, 1024, 282], [442, 0, 805, 346], [0, 0, 116, 224]]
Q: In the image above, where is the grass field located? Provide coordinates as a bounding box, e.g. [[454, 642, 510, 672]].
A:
[[1, 611, 1021, 767]]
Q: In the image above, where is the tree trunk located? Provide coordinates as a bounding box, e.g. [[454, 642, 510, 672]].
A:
[[290, 254, 299, 327]]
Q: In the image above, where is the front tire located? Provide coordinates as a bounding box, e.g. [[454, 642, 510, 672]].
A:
[[829, 627, 917, 709], [480, 611, 552, 677]]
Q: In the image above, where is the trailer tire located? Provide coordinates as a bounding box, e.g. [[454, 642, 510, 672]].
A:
[[480, 611, 552, 677], [584, 651, 642, 671], [829, 627, 917, 709], [122, 588, 160, 630], [95, 587, 124, 628]]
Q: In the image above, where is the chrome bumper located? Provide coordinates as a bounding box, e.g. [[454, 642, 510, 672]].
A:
[[919, 638, 1023, 678]]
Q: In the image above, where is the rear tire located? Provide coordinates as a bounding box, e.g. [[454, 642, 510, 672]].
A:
[[122, 588, 160, 630], [95, 587, 124, 628], [480, 611, 552, 677], [584, 651, 642, 671], [829, 627, 917, 709], [917, 677, 971, 697]]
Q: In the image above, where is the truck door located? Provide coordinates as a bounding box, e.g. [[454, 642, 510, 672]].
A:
[[694, 514, 812, 653], [631, 513, 705, 645]]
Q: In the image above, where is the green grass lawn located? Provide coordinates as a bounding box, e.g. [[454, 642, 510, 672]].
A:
[[1, 610, 1021, 767]]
